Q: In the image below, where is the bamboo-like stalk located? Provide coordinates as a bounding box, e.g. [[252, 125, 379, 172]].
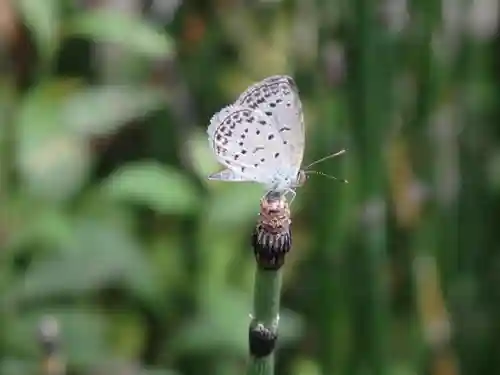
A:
[[247, 269, 282, 374], [345, 0, 394, 373], [246, 194, 291, 375]]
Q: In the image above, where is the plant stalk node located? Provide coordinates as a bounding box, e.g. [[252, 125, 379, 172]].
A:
[[249, 322, 278, 358]]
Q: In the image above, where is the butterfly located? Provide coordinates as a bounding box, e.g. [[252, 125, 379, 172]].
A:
[[207, 75, 345, 202]]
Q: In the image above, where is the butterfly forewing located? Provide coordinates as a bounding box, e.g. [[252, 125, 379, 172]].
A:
[[207, 105, 290, 184], [234, 75, 305, 175]]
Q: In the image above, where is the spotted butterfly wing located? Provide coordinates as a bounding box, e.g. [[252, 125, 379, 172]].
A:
[[234, 75, 305, 177], [207, 105, 291, 185]]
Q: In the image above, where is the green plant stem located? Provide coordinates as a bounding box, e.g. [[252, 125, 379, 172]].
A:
[[0, 83, 17, 198], [246, 268, 283, 375], [0, 80, 17, 358], [346, 0, 393, 373]]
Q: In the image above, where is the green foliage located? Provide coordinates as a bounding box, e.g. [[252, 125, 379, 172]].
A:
[[16, 0, 60, 64], [102, 162, 199, 215], [65, 9, 174, 59], [0, 1, 498, 375]]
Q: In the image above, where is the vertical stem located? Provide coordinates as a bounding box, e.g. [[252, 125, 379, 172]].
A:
[[0, 71, 18, 363], [0, 82, 17, 199], [247, 269, 283, 375], [253, 269, 283, 327], [346, 0, 394, 373]]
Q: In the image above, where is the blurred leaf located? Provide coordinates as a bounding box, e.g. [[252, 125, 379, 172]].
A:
[[102, 162, 200, 214], [16, 0, 60, 65], [5, 220, 156, 304], [61, 86, 166, 137], [16, 80, 77, 144], [150, 235, 186, 294], [65, 10, 174, 58], [18, 133, 91, 202], [16, 81, 165, 201], [16, 80, 91, 201], [6, 201, 73, 252], [174, 288, 248, 356], [205, 185, 264, 228], [186, 130, 221, 181]]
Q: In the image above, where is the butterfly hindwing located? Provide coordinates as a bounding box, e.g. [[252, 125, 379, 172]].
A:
[[208, 168, 247, 182]]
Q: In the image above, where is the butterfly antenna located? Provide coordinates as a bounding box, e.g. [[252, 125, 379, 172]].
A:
[[304, 149, 347, 169], [305, 170, 348, 183]]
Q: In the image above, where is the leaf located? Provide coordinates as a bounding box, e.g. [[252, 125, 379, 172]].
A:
[[4, 220, 156, 304], [18, 133, 91, 202], [16, 0, 60, 64], [16, 81, 166, 201], [102, 162, 199, 214], [18, 80, 166, 139], [61, 86, 166, 137], [65, 10, 174, 58], [185, 130, 222, 181], [205, 185, 264, 229], [16, 81, 91, 201], [6, 201, 73, 252], [16, 80, 77, 145]]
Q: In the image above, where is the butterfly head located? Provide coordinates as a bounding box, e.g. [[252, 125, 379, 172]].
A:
[[265, 170, 308, 203]]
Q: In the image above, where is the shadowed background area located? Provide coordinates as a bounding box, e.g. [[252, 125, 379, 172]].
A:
[[0, 0, 498, 375]]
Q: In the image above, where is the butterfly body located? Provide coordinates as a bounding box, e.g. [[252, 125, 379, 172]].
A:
[[207, 75, 306, 200]]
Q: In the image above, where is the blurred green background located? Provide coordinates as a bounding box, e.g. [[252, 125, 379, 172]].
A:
[[0, 0, 498, 374]]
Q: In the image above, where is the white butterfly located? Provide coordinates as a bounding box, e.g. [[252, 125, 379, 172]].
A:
[[207, 75, 345, 201]]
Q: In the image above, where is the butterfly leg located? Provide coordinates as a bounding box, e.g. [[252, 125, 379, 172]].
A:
[[287, 189, 296, 205]]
